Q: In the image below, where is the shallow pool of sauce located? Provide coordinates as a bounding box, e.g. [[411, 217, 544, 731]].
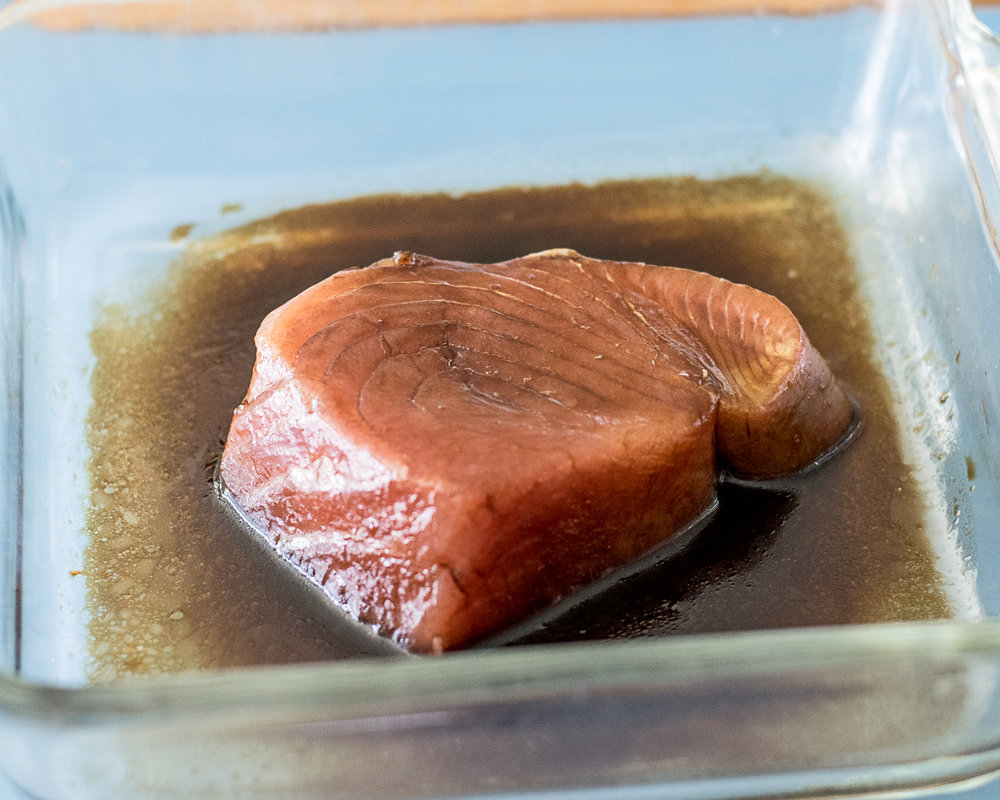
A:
[[85, 174, 950, 679]]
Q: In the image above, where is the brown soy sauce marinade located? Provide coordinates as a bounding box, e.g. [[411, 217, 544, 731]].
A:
[[85, 175, 949, 679]]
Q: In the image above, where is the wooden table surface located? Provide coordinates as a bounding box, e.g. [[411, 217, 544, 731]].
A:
[[6, 0, 990, 32]]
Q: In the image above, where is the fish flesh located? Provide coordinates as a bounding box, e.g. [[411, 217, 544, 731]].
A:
[[219, 249, 854, 652]]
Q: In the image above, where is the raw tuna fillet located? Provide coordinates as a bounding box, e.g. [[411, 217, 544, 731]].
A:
[[220, 249, 854, 652]]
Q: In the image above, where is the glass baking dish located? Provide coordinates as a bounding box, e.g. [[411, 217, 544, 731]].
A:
[[6, 0, 1000, 796]]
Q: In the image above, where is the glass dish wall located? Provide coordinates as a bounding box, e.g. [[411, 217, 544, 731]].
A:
[[4, 0, 1000, 797]]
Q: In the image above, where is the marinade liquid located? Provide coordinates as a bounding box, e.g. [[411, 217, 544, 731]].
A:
[[85, 175, 949, 679]]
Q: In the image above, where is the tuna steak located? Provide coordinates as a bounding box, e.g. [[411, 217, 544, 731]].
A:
[[220, 249, 854, 652]]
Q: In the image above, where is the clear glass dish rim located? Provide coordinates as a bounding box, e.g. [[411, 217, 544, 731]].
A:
[[1, 619, 998, 724]]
